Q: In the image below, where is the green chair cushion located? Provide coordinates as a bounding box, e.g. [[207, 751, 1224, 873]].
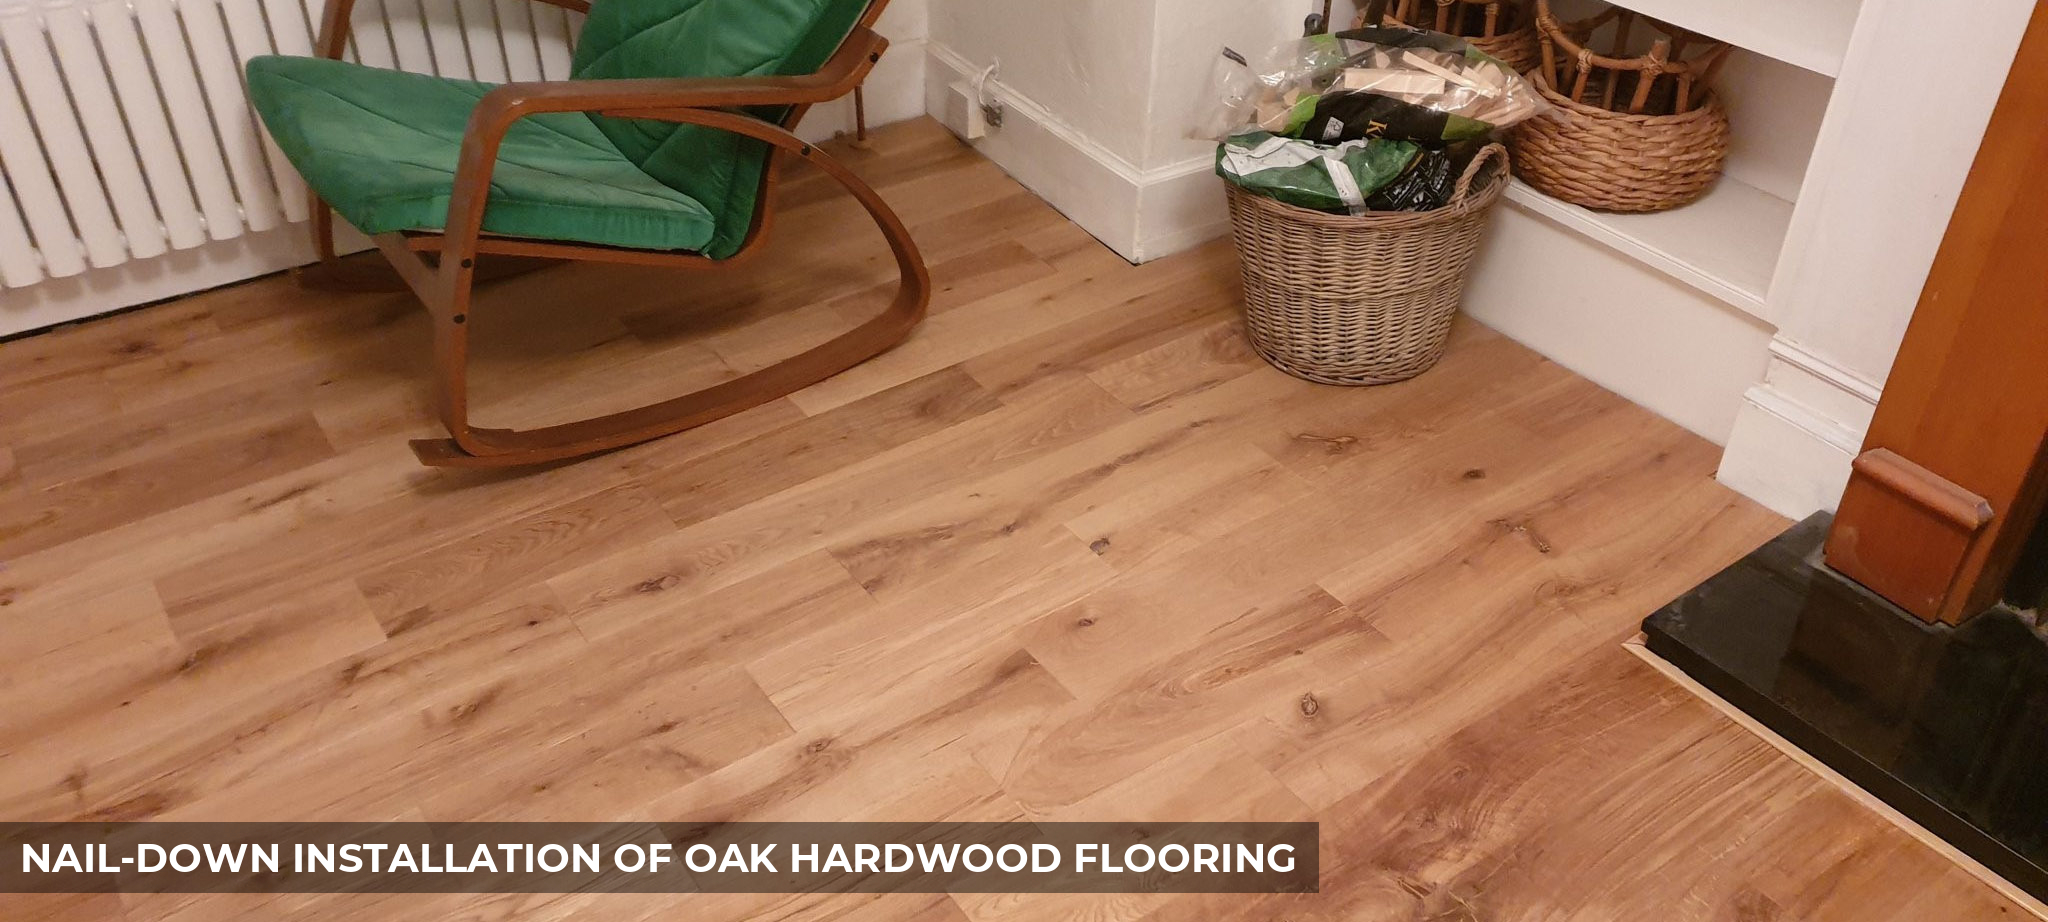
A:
[[246, 0, 872, 258], [245, 55, 717, 253], [570, 0, 873, 258]]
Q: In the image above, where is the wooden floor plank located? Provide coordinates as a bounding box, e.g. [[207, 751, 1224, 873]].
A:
[[0, 581, 387, 821], [0, 413, 335, 560], [548, 375, 1135, 620], [353, 481, 676, 628], [645, 365, 1005, 529], [0, 117, 2021, 921]]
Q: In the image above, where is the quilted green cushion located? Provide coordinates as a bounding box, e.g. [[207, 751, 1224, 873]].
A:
[[571, 0, 872, 257], [246, 55, 717, 252]]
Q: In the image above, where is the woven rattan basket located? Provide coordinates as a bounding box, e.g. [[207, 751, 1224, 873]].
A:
[[1226, 145, 1510, 386], [1355, 0, 1542, 75], [1513, 73, 1729, 211], [1509, 0, 1731, 212]]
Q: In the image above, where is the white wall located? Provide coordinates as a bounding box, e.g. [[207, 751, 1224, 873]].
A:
[[927, 0, 1156, 165], [800, 0, 931, 143], [1141, 4, 1305, 169], [1714, 0, 2034, 518], [923, 0, 1299, 260]]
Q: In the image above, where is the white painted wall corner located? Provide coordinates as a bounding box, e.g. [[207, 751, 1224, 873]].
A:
[[924, 43, 1227, 263]]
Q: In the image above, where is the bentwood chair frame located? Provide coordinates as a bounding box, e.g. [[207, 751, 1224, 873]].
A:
[[298, 0, 928, 468]]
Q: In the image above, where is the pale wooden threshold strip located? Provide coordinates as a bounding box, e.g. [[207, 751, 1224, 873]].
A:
[[1624, 635, 2048, 921]]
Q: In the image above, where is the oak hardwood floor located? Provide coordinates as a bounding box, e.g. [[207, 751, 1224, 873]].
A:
[[0, 118, 2024, 921]]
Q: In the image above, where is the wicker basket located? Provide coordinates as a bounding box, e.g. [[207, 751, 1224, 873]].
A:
[[1509, 0, 1731, 212], [1512, 74, 1729, 211], [1356, 0, 1542, 75], [1226, 145, 1510, 386]]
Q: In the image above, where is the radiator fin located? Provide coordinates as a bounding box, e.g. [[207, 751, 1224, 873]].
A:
[[0, 0, 579, 289]]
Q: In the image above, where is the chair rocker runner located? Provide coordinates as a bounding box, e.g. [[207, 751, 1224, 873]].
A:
[[245, 0, 929, 468]]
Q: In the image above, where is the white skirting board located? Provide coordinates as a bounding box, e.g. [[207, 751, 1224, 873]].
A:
[[1718, 393, 1856, 519], [923, 43, 1227, 264], [1461, 201, 1777, 445], [1716, 338, 1880, 518], [0, 223, 371, 339], [1460, 197, 1878, 514]]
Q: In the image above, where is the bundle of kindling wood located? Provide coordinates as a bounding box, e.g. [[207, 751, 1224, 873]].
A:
[[1337, 47, 1546, 128]]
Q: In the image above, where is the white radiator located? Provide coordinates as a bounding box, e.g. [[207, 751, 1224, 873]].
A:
[[0, 0, 581, 291]]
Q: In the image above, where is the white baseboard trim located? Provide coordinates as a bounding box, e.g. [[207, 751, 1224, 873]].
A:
[[1765, 337, 1883, 406], [0, 223, 373, 339], [924, 43, 1226, 262], [1135, 158, 1234, 261], [1461, 201, 1777, 445], [1715, 337, 1881, 518], [1717, 387, 1858, 520]]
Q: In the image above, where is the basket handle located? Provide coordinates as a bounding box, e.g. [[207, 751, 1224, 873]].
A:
[[1451, 143, 1509, 203]]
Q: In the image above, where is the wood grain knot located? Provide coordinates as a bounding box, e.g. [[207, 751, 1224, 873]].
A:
[[1491, 517, 1553, 554], [1294, 433, 1359, 454], [636, 574, 683, 593]]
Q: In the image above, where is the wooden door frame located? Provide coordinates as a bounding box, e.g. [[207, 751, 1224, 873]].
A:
[[1822, 0, 2048, 625]]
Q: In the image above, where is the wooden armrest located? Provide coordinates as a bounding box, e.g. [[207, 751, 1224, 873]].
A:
[[314, 0, 589, 60]]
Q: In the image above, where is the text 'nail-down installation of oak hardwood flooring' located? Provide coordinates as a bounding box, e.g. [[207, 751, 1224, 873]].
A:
[[0, 119, 2025, 921]]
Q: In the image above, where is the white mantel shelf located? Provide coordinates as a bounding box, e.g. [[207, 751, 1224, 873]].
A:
[[1606, 0, 1861, 77], [1502, 176, 1792, 323]]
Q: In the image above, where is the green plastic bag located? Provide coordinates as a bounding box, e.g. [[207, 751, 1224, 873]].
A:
[[1215, 131, 1419, 214]]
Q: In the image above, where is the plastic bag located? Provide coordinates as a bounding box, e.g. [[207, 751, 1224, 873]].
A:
[[1309, 27, 1548, 141], [1189, 34, 1354, 141], [1193, 27, 1548, 144], [1365, 141, 1486, 211], [1215, 131, 1421, 215], [1190, 47, 1262, 143]]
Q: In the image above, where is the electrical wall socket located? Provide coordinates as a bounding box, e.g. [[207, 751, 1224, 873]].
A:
[[943, 80, 988, 140]]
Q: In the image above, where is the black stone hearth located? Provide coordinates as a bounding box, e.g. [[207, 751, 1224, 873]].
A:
[[1643, 513, 2048, 901]]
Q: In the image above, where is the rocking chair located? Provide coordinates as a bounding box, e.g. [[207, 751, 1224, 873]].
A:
[[245, 0, 928, 467]]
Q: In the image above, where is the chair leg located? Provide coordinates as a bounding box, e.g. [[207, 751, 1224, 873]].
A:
[[395, 144, 932, 469], [295, 193, 411, 292]]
